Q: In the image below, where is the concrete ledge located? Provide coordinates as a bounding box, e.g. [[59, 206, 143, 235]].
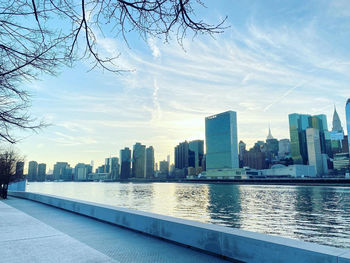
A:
[[9, 191, 349, 263]]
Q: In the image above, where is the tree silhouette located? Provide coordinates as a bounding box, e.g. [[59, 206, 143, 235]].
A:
[[0, 149, 23, 198], [0, 0, 226, 143]]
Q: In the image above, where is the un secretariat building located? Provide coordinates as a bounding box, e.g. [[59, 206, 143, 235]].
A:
[[205, 111, 239, 171]]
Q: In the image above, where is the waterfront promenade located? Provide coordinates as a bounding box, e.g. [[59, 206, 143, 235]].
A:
[[1, 197, 231, 263], [3, 192, 350, 263]]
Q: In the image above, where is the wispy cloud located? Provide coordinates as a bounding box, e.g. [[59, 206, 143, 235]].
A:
[[18, 5, 350, 167]]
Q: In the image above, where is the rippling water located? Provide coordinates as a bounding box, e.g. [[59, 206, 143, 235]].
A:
[[27, 182, 350, 248]]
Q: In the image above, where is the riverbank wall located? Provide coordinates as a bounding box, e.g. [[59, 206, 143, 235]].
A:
[[8, 191, 350, 263]]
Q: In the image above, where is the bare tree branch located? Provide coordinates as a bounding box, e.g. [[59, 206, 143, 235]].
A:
[[0, 0, 227, 143]]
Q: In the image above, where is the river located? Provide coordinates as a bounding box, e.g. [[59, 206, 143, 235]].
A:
[[27, 182, 350, 248]]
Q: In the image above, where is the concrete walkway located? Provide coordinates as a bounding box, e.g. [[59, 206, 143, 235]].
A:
[[0, 200, 117, 263], [1, 197, 232, 263]]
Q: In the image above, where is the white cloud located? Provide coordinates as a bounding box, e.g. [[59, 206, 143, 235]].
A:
[[19, 17, 350, 164], [148, 38, 161, 58]]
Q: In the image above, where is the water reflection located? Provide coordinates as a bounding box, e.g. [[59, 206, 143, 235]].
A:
[[27, 182, 350, 248], [207, 184, 242, 228]]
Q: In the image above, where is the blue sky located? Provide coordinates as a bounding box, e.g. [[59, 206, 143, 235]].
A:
[[15, 0, 350, 170]]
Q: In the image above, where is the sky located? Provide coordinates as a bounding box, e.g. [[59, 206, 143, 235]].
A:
[[13, 0, 350, 171]]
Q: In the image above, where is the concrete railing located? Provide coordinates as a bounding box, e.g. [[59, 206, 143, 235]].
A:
[[8, 180, 26, 191], [8, 191, 350, 263]]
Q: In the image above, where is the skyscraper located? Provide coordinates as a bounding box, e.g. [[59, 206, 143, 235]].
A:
[[278, 139, 291, 159], [110, 157, 119, 180], [205, 111, 239, 170], [306, 128, 323, 175], [159, 160, 169, 177], [330, 106, 345, 154], [132, 143, 146, 178], [267, 126, 274, 140], [146, 146, 155, 178], [28, 161, 38, 181], [174, 141, 189, 169], [289, 113, 331, 164], [238, 141, 246, 168], [265, 127, 279, 161], [332, 106, 344, 132], [346, 99, 350, 153], [188, 140, 204, 172], [74, 163, 91, 181], [53, 162, 72, 181], [120, 147, 131, 180], [37, 163, 46, 181], [105, 157, 119, 180], [289, 113, 309, 164], [15, 161, 24, 179]]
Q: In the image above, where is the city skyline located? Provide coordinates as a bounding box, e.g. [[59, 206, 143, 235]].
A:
[[9, 1, 350, 170], [21, 103, 349, 173]]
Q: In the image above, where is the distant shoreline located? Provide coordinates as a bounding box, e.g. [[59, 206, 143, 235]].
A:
[[28, 178, 350, 187], [184, 178, 350, 187]]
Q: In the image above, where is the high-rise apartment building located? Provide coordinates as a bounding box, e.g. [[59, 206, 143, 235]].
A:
[[111, 157, 120, 180], [146, 146, 155, 178], [205, 111, 239, 170], [105, 157, 119, 180], [346, 99, 350, 153], [53, 162, 72, 181], [28, 161, 38, 181], [174, 141, 189, 169], [174, 140, 204, 174], [74, 163, 92, 181], [243, 149, 267, 169], [37, 163, 46, 181], [238, 141, 246, 168], [15, 161, 24, 179], [120, 147, 131, 180], [132, 143, 146, 178], [159, 160, 169, 177]]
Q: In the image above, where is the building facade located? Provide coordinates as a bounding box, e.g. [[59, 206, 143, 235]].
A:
[[37, 163, 46, 181], [159, 160, 169, 178], [278, 139, 291, 159], [15, 162, 24, 179], [53, 162, 72, 181], [243, 149, 267, 170], [289, 113, 331, 165], [306, 128, 324, 176], [346, 99, 350, 153], [205, 111, 239, 170], [188, 140, 204, 173], [74, 163, 92, 181], [105, 157, 119, 180], [120, 147, 131, 180], [146, 146, 155, 178], [132, 143, 146, 178], [174, 141, 189, 169], [28, 161, 38, 181]]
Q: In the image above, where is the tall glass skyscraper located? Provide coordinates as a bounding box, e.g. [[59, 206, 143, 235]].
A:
[[346, 99, 350, 153], [289, 113, 331, 164], [205, 111, 239, 170], [289, 114, 309, 164]]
